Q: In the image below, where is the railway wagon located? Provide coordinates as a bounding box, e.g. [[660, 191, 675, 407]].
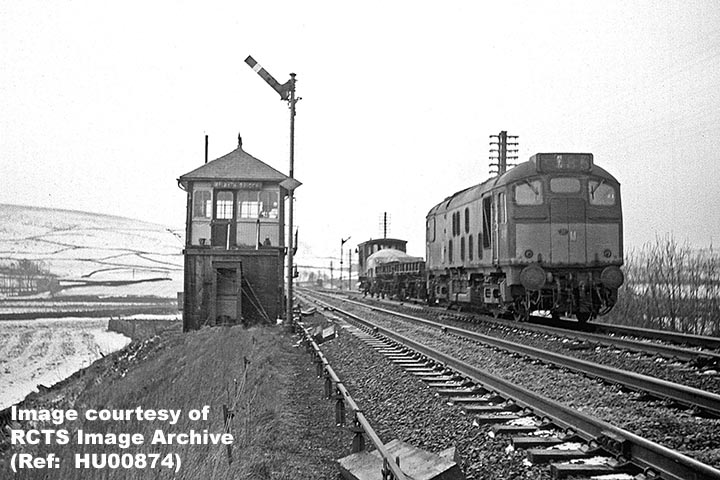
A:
[[425, 153, 624, 322], [372, 256, 426, 300], [357, 238, 425, 300]]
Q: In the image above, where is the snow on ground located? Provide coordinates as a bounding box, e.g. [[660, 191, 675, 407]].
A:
[[0, 204, 183, 298], [119, 313, 181, 320], [0, 317, 131, 409]]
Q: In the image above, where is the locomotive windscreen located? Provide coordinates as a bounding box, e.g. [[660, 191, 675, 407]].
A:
[[534, 153, 593, 173]]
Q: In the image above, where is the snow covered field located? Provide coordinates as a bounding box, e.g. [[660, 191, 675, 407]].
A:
[[0, 204, 184, 409], [0, 203, 183, 298], [0, 317, 131, 409]]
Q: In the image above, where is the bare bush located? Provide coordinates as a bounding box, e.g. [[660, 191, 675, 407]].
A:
[[605, 236, 720, 336], [0, 259, 58, 296]]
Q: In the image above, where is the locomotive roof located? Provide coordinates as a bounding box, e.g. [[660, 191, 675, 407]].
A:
[[426, 157, 619, 217], [178, 146, 288, 186]]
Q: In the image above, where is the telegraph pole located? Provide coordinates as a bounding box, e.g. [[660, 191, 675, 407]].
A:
[[348, 248, 352, 290], [245, 56, 302, 324], [378, 212, 390, 238], [489, 131, 519, 175], [340, 236, 350, 290]]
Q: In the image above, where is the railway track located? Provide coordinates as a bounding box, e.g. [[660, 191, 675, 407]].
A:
[[331, 289, 720, 369], [299, 288, 720, 480], [314, 291, 720, 407], [291, 308, 413, 479]]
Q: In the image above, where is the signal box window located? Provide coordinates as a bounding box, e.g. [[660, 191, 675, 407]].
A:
[[259, 191, 279, 218], [550, 177, 581, 193], [589, 180, 616, 205], [515, 180, 543, 205], [215, 191, 234, 219], [238, 191, 260, 218], [193, 190, 212, 218]]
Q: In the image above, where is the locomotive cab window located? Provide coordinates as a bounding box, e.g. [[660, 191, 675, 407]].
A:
[[497, 193, 507, 223], [482, 197, 491, 248], [514, 180, 543, 205], [589, 180, 616, 205], [427, 217, 436, 242], [550, 177, 581, 193]]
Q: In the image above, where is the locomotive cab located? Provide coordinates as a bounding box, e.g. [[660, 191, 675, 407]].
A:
[[511, 153, 624, 321]]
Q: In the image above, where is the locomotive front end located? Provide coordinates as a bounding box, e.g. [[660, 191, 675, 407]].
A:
[[512, 153, 624, 322]]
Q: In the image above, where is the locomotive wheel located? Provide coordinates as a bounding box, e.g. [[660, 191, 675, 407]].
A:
[[576, 312, 591, 323], [513, 297, 530, 322], [596, 287, 617, 316]]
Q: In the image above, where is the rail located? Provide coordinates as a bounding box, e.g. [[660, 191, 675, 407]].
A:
[[589, 321, 720, 350], [304, 291, 720, 480], [333, 288, 720, 356], [292, 310, 411, 480], [320, 292, 720, 417]]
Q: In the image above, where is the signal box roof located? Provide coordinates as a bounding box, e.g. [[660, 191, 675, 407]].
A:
[[178, 146, 288, 186]]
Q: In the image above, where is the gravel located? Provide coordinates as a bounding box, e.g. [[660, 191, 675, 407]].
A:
[[306, 295, 720, 474], [299, 308, 550, 479]]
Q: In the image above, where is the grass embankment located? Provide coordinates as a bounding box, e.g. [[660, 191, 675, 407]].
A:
[[2, 324, 344, 479], [107, 318, 180, 340], [605, 236, 720, 336]]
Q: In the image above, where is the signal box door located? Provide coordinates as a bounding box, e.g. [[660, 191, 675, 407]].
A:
[[216, 267, 241, 324], [211, 190, 236, 248], [550, 198, 587, 264]]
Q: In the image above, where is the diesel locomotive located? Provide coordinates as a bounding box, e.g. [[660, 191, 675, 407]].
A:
[[425, 152, 624, 322]]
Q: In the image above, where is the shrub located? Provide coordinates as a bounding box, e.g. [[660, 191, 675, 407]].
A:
[[605, 236, 720, 336]]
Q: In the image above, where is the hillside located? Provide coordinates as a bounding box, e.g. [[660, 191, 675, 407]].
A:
[[0, 204, 183, 300], [0, 324, 344, 479]]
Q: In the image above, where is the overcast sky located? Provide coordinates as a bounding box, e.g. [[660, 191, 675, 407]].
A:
[[2, 1, 719, 266]]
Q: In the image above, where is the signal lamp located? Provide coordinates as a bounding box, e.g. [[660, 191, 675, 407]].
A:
[[603, 249, 612, 258], [524, 249, 534, 259]]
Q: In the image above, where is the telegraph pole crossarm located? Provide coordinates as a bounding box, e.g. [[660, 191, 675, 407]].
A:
[[489, 131, 519, 176]]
